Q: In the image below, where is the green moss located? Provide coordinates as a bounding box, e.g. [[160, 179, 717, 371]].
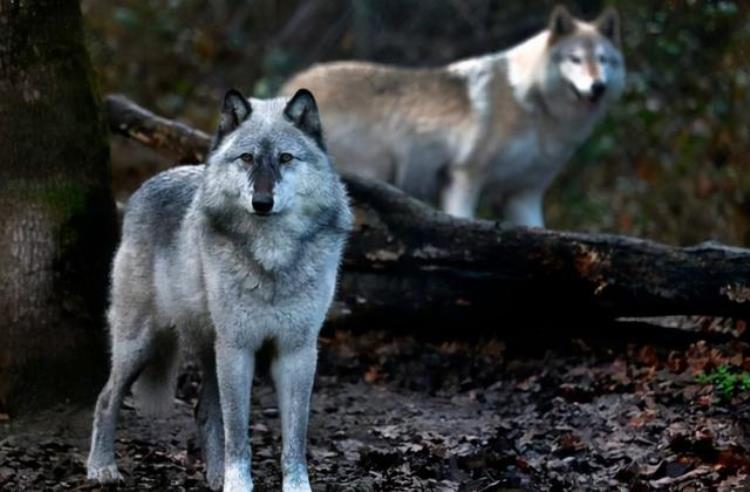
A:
[[2, 180, 94, 250], [4, 180, 86, 218], [40, 184, 88, 219]]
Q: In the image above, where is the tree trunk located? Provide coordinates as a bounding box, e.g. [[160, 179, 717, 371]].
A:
[[0, 0, 117, 412], [104, 95, 750, 324]]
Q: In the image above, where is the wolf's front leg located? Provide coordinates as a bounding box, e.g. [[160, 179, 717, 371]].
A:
[[440, 167, 482, 219], [271, 345, 317, 492], [215, 342, 255, 492], [503, 189, 545, 228]]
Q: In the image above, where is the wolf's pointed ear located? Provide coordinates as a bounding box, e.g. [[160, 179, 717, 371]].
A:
[[212, 89, 252, 150], [548, 5, 576, 45], [595, 7, 621, 47], [284, 88, 325, 150]]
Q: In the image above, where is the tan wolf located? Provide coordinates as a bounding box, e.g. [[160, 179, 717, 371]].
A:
[[281, 5, 625, 227]]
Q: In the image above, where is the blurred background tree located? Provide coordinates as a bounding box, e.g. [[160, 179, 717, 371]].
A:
[[0, 0, 116, 412], [82, 0, 750, 246]]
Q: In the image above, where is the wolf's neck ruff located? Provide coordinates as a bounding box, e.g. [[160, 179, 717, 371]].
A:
[[201, 188, 344, 273]]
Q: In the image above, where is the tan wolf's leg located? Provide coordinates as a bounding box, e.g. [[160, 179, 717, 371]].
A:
[[440, 167, 482, 219]]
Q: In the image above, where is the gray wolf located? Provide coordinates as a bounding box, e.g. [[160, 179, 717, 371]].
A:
[[281, 5, 625, 227], [86, 88, 352, 492]]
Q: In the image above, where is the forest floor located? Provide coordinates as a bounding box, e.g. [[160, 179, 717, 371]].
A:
[[1, 321, 750, 491]]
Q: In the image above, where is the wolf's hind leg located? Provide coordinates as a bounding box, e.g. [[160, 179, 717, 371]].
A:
[[271, 345, 317, 492], [87, 324, 157, 483], [503, 188, 545, 228], [195, 350, 224, 491]]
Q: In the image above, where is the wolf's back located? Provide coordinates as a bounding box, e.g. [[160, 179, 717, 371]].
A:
[[122, 165, 205, 250]]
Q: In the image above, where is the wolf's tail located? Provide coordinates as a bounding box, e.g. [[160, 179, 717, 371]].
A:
[[131, 330, 180, 417]]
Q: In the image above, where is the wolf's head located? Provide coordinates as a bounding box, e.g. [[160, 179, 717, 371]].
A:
[[203, 88, 343, 222], [540, 6, 625, 116]]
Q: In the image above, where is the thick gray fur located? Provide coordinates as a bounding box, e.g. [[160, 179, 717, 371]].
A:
[[87, 90, 352, 492]]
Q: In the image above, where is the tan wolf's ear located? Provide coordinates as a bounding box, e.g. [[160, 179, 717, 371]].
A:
[[595, 7, 621, 47], [548, 5, 576, 45]]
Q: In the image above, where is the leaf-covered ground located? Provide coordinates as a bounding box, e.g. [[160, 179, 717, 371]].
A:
[[1, 323, 749, 491]]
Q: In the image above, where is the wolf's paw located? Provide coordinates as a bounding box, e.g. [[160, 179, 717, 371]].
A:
[[283, 476, 312, 492], [205, 467, 223, 491], [87, 464, 124, 483], [283, 484, 312, 492], [223, 463, 253, 492]]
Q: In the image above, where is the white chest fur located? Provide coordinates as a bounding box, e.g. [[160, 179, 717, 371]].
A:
[[488, 120, 581, 193]]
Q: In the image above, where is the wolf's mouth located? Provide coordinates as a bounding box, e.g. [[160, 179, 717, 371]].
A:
[[568, 82, 582, 100], [569, 83, 601, 107]]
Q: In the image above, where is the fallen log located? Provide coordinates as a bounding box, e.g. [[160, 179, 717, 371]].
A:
[[105, 94, 750, 322]]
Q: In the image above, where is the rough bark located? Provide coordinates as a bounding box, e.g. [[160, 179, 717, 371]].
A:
[[0, 0, 117, 412], [104, 95, 750, 322]]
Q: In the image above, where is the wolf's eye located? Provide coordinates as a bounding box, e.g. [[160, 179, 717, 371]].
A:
[[598, 55, 608, 64], [279, 152, 294, 164], [569, 55, 582, 64], [240, 153, 253, 164]]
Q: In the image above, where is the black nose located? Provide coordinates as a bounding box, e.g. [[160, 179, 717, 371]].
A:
[[590, 81, 607, 102], [252, 193, 273, 214]]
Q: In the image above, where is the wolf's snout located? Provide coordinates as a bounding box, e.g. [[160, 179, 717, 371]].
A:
[[252, 193, 274, 214], [590, 81, 607, 102]]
